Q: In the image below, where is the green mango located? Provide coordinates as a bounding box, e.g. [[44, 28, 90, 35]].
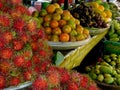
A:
[[89, 72, 97, 80], [100, 65, 113, 74], [110, 37, 119, 42], [97, 74, 104, 82], [104, 76, 114, 84], [116, 78, 120, 85], [116, 29, 120, 35], [109, 33, 118, 38]]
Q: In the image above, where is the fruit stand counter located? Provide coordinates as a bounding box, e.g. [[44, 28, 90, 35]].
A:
[[59, 29, 109, 70]]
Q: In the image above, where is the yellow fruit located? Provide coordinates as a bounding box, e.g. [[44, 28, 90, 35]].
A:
[[55, 8, 63, 14], [98, 5, 105, 12], [62, 25, 72, 33], [91, 2, 99, 8], [53, 3, 60, 9], [75, 19, 80, 25], [104, 10, 112, 18], [46, 4, 56, 13], [101, 12, 107, 18], [52, 13, 61, 21]]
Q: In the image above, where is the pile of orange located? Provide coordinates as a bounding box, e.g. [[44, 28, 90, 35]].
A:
[[39, 3, 90, 42]]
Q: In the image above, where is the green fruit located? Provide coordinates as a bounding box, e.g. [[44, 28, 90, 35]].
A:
[[105, 58, 111, 63], [110, 61, 116, 66], [40, 9, 47, 16], [89, 72, 97, 80], [70, 30, 77, 36], [110, 53, 117, 58], [85, 66, 91, 72], [109, 33, 118, 38], [100, 65, 113, 74], [97, 74, 104, 82], [110, 37, 119, 42], [116, 29, 120, 35], [104, 76, 114, 84], [116, 78, 120, 85], [103, 55, 110, 60], [95, 69, 100, 74]]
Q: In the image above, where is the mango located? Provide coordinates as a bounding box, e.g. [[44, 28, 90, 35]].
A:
[[99, 65, 113, 74]]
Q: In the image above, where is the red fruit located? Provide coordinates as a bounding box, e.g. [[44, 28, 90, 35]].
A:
[[23, 60, 32, 68], [31, 34, 39, 42], [88, 85, 99, 90], [58, 68, 70, 83], [3, 31, 13, 43], [0, 39, 5, 49], [27, 19, 37, 32], [32, 55, 41, 64], [0, 76, 5, 89], [10, 77, 20, 86], [0, 61, 11, 74], [80, 75, 89, 88], [14, 56, 25, 67], [31, 42, 38, 51], [47, 70, 60, 87], [67, 81, 78, 90], [0, 1, 3, 9], [20, 33, 29, 43], [23, 71, 32, 81], [11, 0, 22, 4], [40, 60, 51, 72], [34, 66, 40, 73], [39, 49, 47, 57], [0, 15, 11, 27], [32, 77, 47, 90], [0, 48, 13, 59], [13, 39, 24, 50], [37, 29, 45, 39], [13, 18, 25, 31]]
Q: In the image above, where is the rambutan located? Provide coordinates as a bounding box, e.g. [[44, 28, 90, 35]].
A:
[[0, 48, 13, 59], [12, 39, 24, 50], [13, 56, 25, 67], [23, 71, 32, 81], [3, 31, 13, 43], [10, 0, 22, 5], [32, 55, 41, 64], [67, 81, 79, 90], [32, 76, 48, 90], [0, 75, 5, 88], [0, 14, 11, 27], [0, 1, 3, 9], [10, 77, 20, 86], [80, 75, 89, 88], [27, 19, 37, 32], [47, 70, 60, 88], [0, 61, 11, 74], [13, 18, 25, 32]]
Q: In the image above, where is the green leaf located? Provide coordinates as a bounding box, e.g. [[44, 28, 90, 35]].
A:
[[52, 51, 64, 66]]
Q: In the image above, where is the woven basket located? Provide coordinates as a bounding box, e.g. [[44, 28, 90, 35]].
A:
[[96, 81, 120, 90]]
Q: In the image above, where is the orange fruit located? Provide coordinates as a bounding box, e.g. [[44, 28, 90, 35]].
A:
[[98, 5, 104, 12], [50, 20, 59, 28], [104, 10, 112, 18], [59, 33, 69, 42], [53, 3, 60, 9], [50, 35, 59, 42], [63, 10, 71, 15], [46, 4, 56, 13], [76, 25, 84, 34], [55, 8, 63, 14], [52, 27, 62, 35], [44, 14, 52, 22], [83, 28, 89, 36], [44, 27, 52, 35], [43, 21, 50, 27], [62, 25, 72, 33], [59, 20, 67, 27], [75, 19, 80, 25], [91, 2, 99, 8], [52, 13, 61, 21]]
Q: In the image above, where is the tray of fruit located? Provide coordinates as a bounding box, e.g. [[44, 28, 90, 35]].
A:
[[85, 53, 120, 90], [48, 35, 91, 50]]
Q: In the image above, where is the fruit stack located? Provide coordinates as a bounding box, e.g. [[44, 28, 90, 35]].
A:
[[70, 2, 112, 28], [32, 3, 90, 42], [0, 0, 100, 90]]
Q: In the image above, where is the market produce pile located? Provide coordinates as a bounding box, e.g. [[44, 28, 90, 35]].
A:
[[32, 3, 90, 42], [0, 0, 99, 90], [70, 2, 112, 28], [86, 53, 120, 85]]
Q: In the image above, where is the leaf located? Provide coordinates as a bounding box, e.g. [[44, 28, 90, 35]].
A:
[[52, 51, 64, 66]]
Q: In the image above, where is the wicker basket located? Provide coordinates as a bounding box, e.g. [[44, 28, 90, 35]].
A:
[[96, 81, 120, 90]]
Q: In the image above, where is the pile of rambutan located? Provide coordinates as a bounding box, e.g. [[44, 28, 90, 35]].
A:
[[0, 0, 100, 90]]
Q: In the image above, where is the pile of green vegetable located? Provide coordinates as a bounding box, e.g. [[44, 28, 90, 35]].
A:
[[86, 53, 120, 85]]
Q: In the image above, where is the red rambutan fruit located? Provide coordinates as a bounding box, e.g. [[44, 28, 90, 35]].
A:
[[13, 18, 25, 32], [39, 49, 47, 57], [0, 48, 13, 59], [32, 76, 47, 90], [27, 19, 37, 32], [23, 71, 32, 81], [14, 56, 25, 67], [10, 0, 22, 5], [80, 75, 89, 88], [67, 81, 79, 90], [3, 31, 13, 43], [0, 61, 11, 74], [12, 39, 24, 50], [31, 42, 39, 51], [0, 75, 5, 89], [10, 77, 20, 86], [32, 55, 41, 64], [0, 1, 3, 9]]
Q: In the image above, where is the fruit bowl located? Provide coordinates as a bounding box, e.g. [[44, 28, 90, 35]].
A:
[[4, 81, 32, 90], [96, 81, 120, 90], [48, 35, 91, 50], [86, 23, 111, 35]]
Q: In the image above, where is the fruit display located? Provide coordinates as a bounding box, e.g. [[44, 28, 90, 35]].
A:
[[0, 0, 100, 89], [86, 53, 120, 85], [32, 3, 90, 42], [106, 19, 120, 42], [70, 2, 112, 28]]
